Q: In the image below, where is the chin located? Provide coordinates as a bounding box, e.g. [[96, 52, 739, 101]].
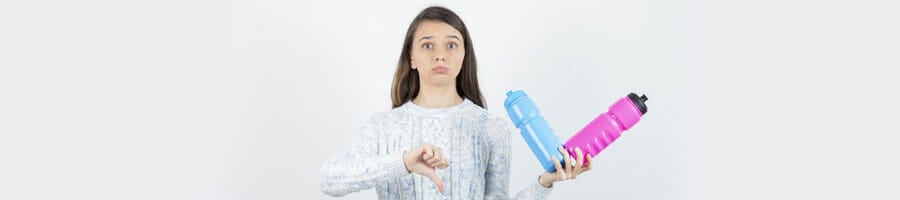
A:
[[425, 77, 454, 86]]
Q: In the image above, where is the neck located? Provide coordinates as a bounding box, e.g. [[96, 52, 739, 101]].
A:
[[413, 83, 463, 108]]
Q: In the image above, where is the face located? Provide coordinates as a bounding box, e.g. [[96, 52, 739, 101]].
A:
[[410, 20, 465, 87]]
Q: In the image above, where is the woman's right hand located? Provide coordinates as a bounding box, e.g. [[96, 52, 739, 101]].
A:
[[403, 143, 449, 193]]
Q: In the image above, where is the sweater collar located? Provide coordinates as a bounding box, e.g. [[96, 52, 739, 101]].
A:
[[401, 98, 473, 117]]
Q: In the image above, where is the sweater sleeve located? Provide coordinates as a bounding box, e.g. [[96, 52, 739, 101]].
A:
[[319, 115, 410, 197], [483, 116, 553, 200]]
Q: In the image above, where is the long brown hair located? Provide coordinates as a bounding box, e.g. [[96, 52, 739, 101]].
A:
[[391, 6, 486, 109]]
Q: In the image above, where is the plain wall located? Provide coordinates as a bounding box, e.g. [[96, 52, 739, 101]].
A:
[[1, 0, 898, 199]]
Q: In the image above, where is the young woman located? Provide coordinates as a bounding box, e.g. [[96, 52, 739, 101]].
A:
[[320, 6, 592, 199]]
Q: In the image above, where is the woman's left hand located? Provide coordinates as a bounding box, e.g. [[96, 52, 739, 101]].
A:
[[538, 147, 593, 188]]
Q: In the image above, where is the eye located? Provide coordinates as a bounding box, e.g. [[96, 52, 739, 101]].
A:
[[447, 43, 458, 49], [422, 43, 433, 49]]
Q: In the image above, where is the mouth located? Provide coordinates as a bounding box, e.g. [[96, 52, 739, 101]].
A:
[[432, 66, 449, 74]]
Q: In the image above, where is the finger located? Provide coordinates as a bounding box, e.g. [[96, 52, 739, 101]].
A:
[[569, 155, 578, 179], [423, 144, 434, 160], [427, 156, 442, 166], [431, 151, 441, 162], [427, 171, 445, 193], [562, 150, 574, 178], [584, 154, 593, 172], [552, 156, 567, 180], [434, 159, 449, 169], [427, 159, 439, 167], [432, 147, 444, 164], [557, 147, 572, 180], [558, 167, 568, 180], [574, 147, 585, 176], [552, 156, 563, 173], [426, 152, 442, 165], [557, 147, 569, 170]]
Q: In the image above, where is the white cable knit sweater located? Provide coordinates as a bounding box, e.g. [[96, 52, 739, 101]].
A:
[[320, 98, 552, 199]]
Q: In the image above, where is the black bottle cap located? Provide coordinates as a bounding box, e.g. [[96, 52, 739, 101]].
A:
[[627, 93, 649, 114]]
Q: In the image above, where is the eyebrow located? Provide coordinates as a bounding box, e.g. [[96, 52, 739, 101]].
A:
[[418, 35, 461, 42]]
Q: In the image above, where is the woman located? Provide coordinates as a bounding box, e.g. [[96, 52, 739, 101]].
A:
[[320, 6, 592, 199]]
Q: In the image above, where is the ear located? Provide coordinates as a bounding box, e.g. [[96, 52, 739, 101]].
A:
[[410, 59, 416, 69]]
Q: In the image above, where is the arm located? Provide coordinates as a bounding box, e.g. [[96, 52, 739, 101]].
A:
[[318, 116, 409, 197]]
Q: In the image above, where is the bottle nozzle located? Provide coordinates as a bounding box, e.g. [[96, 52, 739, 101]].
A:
[[627, 93, 649, 115]]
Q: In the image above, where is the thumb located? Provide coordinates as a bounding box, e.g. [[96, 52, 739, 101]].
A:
[[426, 170, 444, 193]]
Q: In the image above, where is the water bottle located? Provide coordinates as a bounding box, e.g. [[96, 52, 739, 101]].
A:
[[564, 93, 649, 165], [504, 90, 565, 172]]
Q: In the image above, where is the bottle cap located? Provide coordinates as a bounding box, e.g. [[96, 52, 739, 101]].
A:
[[627, 93, 649, 114]]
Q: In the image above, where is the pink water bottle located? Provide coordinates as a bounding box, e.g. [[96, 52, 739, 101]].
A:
[[564, 93, 648, 165]]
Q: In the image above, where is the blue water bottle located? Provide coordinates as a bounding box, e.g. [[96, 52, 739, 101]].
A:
[[504, 90, 565, 172]]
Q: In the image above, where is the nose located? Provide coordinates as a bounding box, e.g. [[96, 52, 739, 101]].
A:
[[434, 53, 446, 62]]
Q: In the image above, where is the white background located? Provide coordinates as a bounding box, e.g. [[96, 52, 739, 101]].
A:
[[1, 0, 898, 199]]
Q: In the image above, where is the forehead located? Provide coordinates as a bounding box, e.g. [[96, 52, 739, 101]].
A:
[[414, 20, 463, 40]]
